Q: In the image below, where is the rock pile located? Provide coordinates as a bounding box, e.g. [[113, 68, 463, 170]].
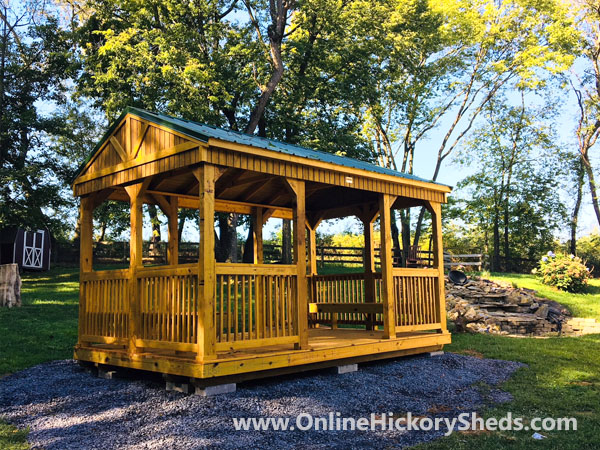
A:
[[445, 277, 569, 336]]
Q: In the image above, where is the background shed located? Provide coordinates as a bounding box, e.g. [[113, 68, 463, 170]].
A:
[[0, 227, 51, 271]]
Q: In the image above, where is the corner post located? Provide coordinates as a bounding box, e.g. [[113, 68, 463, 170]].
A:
[[194, 164, 216, 361], [124, 179, 150, 356], [379, 194, 397, 339], [78, 196, 94, 346], [426, 201, 447, 331], [286, 179, 308, 349]]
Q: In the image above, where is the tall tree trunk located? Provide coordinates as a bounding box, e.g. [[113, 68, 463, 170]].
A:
[[147, 204, 161, 256], [243, 220, 254, 263], [399, 209, 411, 266], [178, 215, 185, 243], [230, 213, 238, 262], [390, 210, 401, 266], [72, 211, 82, 242], [216, 213, 237, 262], [583, 158, 600, 226], [570, 159, 585, 254], [98, 223, 107, 242], [492, 188, 500, 272], [503, 202, 510, 273], [282, 219, 292, 264], [244, 0, 295, 134]]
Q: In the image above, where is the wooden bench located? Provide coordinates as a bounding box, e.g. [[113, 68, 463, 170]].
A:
[[309, 302, 383, 329]]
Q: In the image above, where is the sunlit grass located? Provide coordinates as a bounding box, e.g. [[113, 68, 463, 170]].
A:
[[418, 333, 600, 449], [0, 266, 79, 376], [0, 420, 28, 450], [481, 272, 600, 320]]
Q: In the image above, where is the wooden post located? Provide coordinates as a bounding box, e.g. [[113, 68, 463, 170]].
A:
[[307, 222, 320, 276], [124, 179, 150, 356], [194, 164, 216, 361], [286, 179, 308, 349], [252, 208, 264, 337], [360, 208, 378, 331], [426, 201, 448, 332], [167, 197, 179, 265], [379, 194, 397, 339], [306, 219, 321, 321], [78, 196, 94, 346], [252, 207, 264, 264]]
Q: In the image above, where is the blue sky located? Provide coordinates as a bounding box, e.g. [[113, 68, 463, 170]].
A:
[[168, 79, 598, 245]]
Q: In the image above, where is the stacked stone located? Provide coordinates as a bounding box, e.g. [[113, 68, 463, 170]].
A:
[[445, 277, 569, 336], [562, 318, 600, 336]]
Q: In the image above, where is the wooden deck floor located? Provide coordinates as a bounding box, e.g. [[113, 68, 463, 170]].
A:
[[75, 328, 451, 381]]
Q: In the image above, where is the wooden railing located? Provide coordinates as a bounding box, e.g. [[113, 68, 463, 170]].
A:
[[309, 272, 383, 325], [393, 268, 441, 332], [80, 269, 129, 344], [136, 264, 198, 352], [79, 264, 442, 352], [215, 263, 299, 351], [79, 263, 301, 354]]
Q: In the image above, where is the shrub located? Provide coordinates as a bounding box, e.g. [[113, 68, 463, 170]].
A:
[[534, 252, 590, 293], [576, 232, 600, 276]]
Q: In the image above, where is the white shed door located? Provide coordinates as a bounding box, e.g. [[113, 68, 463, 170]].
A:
[[23, 230, 44, 269]]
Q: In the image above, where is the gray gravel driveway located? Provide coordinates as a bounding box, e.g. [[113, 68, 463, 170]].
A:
[[0, 353, 524, 449]]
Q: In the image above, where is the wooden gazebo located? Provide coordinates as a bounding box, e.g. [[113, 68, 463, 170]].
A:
[[72, 107, 452, 384]]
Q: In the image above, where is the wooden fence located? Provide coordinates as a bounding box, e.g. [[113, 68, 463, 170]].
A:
[[58, 241, 437, 268], [443, 252, 484, 270]]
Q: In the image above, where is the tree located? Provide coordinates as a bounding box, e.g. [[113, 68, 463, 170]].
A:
[[0, 1, 78, 239], [71, 0, 301, 259], [570, 0, 600, 234], [454, 94, 566, 270], [352, 0, 577, 247]]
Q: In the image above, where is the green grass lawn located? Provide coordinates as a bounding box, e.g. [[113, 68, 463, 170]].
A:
[[484, 272, 600, 320], [419, 332, 600, 450], [1, 266, 599, 449], [0, 266, 81, 449], [0, 266, 80, 376]]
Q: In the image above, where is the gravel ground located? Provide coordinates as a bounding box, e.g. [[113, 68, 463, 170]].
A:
[[0, 353, 524, 449]]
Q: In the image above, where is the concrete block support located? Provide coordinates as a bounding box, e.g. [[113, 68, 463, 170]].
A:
[[333, 364, 358, 374], [193, 383, 237, 397]]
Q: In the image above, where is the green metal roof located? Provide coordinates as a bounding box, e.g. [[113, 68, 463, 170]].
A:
[[75, 106, 449, 188]]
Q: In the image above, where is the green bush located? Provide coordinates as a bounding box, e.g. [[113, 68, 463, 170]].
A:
[[534, 252, 590, 293], [576, 232, 600, 276]]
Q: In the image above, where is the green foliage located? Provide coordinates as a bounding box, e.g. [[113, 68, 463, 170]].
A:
[[0, 3, 82, 239], [535, 252, 591, 293], [574, 231, 600, 276], [330, 232, 364, 248], [452, 94, 566, 269]]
